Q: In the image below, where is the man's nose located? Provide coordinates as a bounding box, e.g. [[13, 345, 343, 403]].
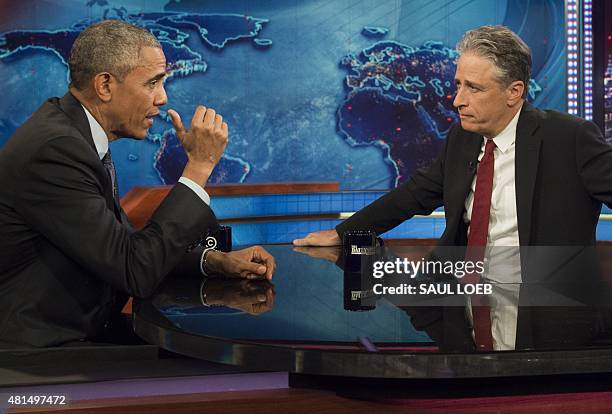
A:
[[453, 88, 466, 109], [155, 84, 168, 106]]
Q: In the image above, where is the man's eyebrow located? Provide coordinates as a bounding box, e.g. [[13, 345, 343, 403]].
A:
[[146, 72, 168, 83], [456, 78, 484, 89]]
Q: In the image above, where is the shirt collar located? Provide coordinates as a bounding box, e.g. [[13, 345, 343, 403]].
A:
[[81, 104, 109, 160], [489, 103, 523, 153]]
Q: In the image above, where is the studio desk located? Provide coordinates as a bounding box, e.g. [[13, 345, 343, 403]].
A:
[[4, 183, 612, 413], [125, 183, 612, 399]]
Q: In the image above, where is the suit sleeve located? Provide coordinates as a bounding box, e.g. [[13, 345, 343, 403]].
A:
[[575, 120, 612, 209], [15, 136, 218, 298], [336, 135, 448, 237]]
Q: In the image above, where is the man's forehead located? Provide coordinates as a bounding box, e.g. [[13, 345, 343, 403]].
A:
[[130, 47, 167, 76], [455, 54, 497, 80], [137, 46, 167, 67]]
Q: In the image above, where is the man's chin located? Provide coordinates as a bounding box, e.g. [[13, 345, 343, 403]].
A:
[[459, 120, 472, 131], [459, 120, 481, 134]]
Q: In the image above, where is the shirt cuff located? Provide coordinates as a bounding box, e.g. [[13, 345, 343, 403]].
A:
[[178, 177, 210, 205]]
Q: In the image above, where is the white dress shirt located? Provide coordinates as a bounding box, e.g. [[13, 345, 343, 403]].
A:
[[81, 105, 210, 205]]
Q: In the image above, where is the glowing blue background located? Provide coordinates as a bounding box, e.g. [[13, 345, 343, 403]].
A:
[[0, 0, 566, 195]]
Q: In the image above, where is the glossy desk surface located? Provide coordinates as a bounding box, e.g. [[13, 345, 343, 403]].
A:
[[133, 244, 612, 379]]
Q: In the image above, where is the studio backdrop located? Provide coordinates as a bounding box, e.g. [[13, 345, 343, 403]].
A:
[[0, 0, 566, 195]]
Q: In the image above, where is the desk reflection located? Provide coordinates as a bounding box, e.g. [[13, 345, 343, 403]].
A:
[[135, 245, 612, 353], [293, 244, 612, 352], [153, 275, 275, 316], [132, 244, 612, 378]]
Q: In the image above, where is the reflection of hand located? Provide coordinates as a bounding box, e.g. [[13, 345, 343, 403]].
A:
[[168, 106, 228, 186], [203, 279, 275, 315], [293, 246, 341, 263], [205, 246, 276, 280], [292, 229, 341, 246]]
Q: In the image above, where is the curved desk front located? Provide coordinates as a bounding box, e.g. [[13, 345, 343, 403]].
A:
[[133, 243, 612, 396]]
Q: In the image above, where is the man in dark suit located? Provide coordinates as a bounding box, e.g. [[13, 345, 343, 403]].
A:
[[294, 25, 611, 251], [294, 25, 611, 351], [0, 20, 275, 347]]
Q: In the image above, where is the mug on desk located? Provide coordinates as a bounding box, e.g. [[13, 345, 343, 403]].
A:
[[342, 230, 382, 272], [204, 225, 232, 252], [342, 230, 379, 311]]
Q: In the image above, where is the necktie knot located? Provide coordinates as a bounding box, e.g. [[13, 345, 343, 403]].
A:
[[102, 151, 113, 168], [484, 138, 496, 155]]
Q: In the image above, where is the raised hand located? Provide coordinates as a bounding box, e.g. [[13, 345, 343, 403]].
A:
[[168, 106, 228, 186]]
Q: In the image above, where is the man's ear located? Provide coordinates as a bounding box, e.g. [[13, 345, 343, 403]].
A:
[[506, 80, 525, 106], [93, 72, 113, 103]]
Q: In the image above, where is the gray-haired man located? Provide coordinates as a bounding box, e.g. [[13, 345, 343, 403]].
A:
[[0, 20, 274, 347], [295, 25, 611, 251], [295, 25, 611, 351]]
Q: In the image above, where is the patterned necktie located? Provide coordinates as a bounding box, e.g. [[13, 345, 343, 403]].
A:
[[102, 150, 121, 219], [465, 138, 496, 351]]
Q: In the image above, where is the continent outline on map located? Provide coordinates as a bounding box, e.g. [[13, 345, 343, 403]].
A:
[[0, 5, 272, 185], [336, 32, 541, 187]]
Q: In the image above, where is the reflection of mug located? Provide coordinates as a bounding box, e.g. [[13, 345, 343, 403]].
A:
[[205, 225, 232, 252], [343, 270, 376, 312]]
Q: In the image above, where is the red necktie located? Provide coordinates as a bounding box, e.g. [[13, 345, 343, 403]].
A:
[[466, 138, 496, 351], [468, 138, 496, 247]]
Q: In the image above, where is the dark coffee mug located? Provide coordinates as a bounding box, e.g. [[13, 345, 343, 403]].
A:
[[342, 230, 379, 273], [205, 225, 232, 252]]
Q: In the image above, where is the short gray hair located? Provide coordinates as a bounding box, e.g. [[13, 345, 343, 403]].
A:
[[69, 20, 161, 90], [457, 25, 531, 98]]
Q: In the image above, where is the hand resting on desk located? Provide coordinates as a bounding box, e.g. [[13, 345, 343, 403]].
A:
[[293, 229, 341, 247], [205, 246, 276, 280]]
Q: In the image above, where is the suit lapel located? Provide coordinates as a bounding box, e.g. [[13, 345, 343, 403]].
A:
[[447, 130, 481, 229], [515, 102, 542, 246], [459, 131, 483, 195], [57, 92, 117, 214]]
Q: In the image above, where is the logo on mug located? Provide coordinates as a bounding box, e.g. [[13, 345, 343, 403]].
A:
[[205, 236, 218, 249], [351, 245, 375, 255]]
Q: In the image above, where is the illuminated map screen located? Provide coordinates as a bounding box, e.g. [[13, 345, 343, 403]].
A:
[[0, 0, 566, 193]]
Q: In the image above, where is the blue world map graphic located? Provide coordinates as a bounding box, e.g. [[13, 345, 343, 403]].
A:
[[0, 0, 563, 194]]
